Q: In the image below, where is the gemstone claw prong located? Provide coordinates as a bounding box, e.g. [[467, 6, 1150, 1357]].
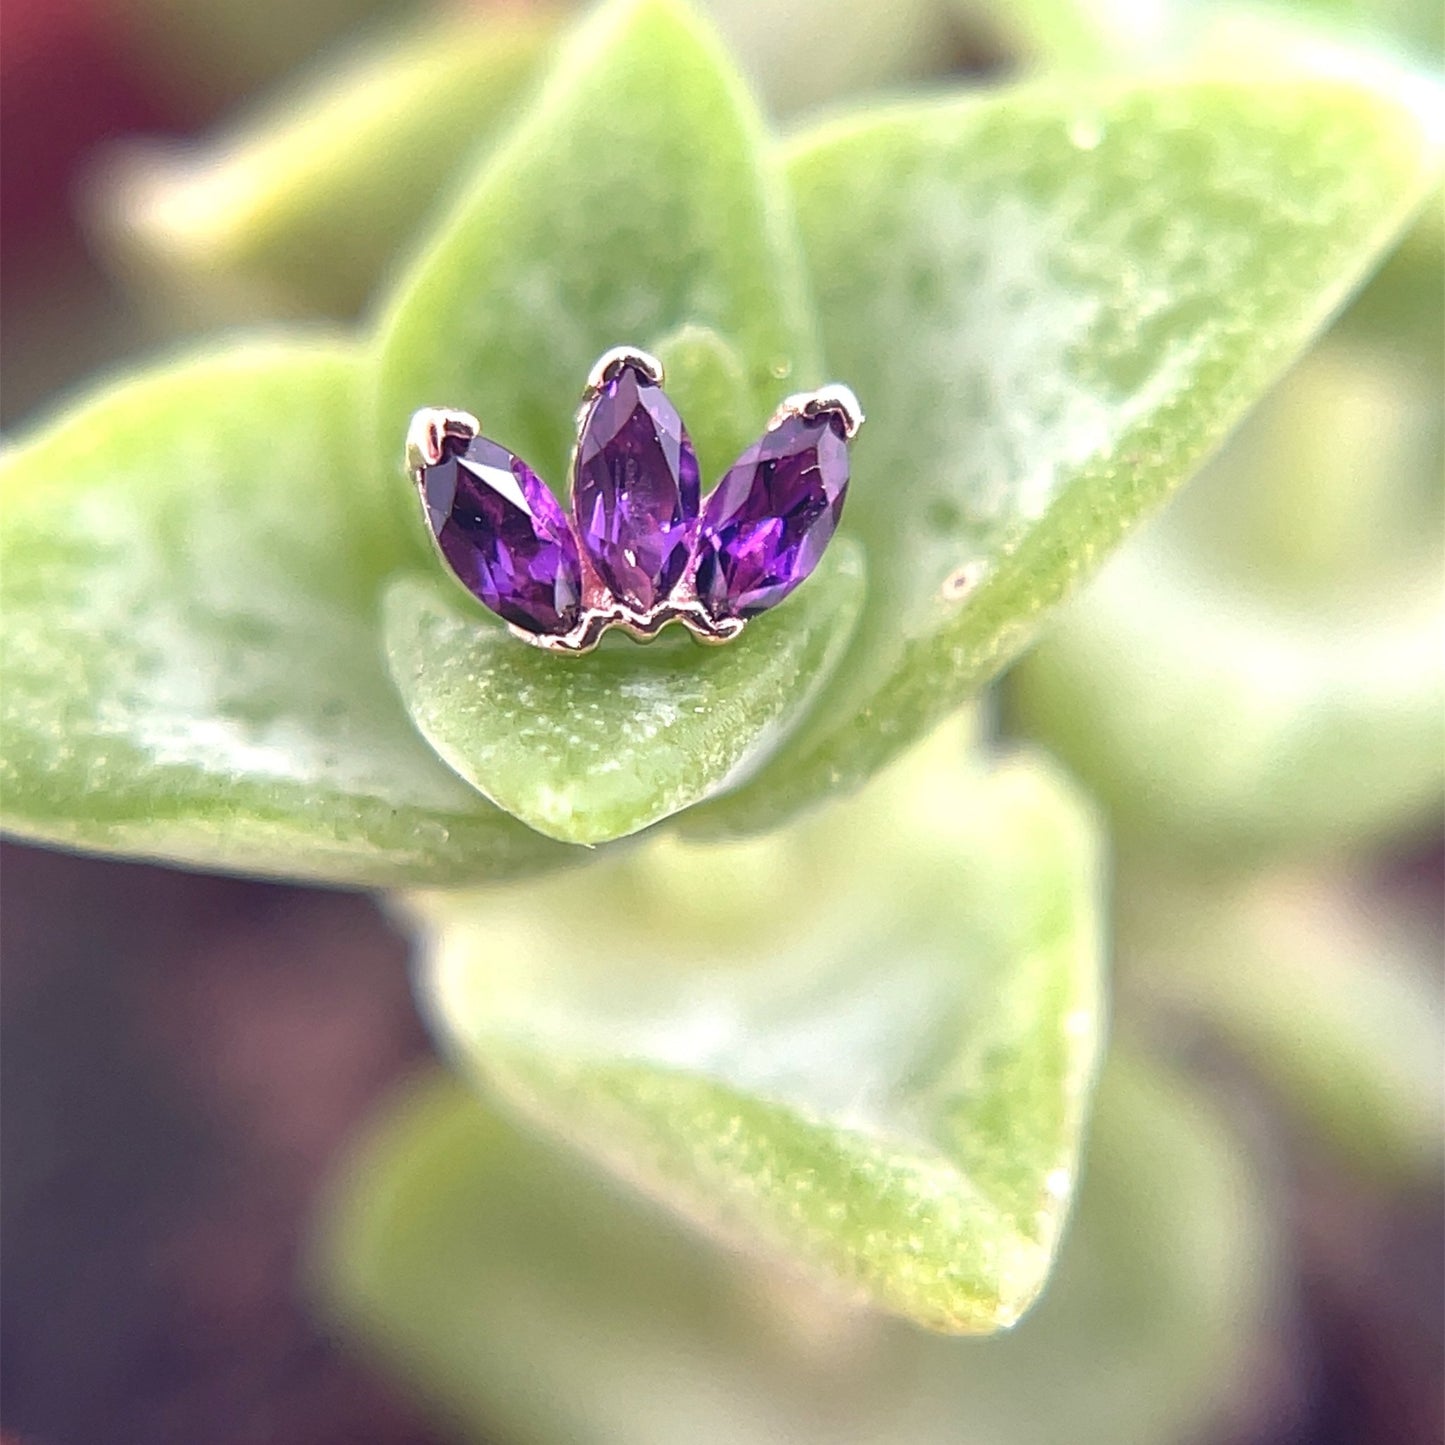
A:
[[404, 408, 480, 476], [675, 605, 747, 645], [414, 427, 584, 637], [767, 384, 864, 439], [507, 610, 613, 655], [409, 348, 861, 654], [582, 345, 665, 400], [695, 393, 854, 620], [573, 354, 698, 611]]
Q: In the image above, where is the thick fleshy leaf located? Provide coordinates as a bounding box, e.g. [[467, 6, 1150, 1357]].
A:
[[119, 0, 400, 106], [313, 1053, 1270, 1445], [650, 322, 757, 485], [368, 0, 863, 838], [374, 0, 819, 513], [956, 0, 1445, 85], [408, 737, 1104, 1331], [707, 0, 963, 114], [1011, 312, 1444, 858], [690, 71, 1442, 835], [0, 341, 575, 886], [98, 0, 958, 328], [383, 540, 864, 845], [1198, 0, 1445, 71], [1010, 531, 1443, 857], [93, 12, 554, 320], [963, 0, 1178, 70]]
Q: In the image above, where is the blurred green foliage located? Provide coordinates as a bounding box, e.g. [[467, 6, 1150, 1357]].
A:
[[315, 1050, 1271, 1445], [1, 0, 1441, 1439], [101, 11, 555, 318], [1010, 217, 1444, 862], [0, 341, 571, 885], [408, 732, 1103, 1332]]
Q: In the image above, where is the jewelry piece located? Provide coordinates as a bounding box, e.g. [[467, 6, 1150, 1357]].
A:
[[406, 346, 863, 655]]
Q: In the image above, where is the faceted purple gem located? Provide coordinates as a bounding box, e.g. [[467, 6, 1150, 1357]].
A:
[[694, 411, 850, 619], [572, 364, 700, 611], [422, 435, 581, 635]]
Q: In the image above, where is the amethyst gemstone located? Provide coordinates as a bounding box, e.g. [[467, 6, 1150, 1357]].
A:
[[694, 411, 850, 619], [422, 435, 581, 635], [573, 364, 700, 610]]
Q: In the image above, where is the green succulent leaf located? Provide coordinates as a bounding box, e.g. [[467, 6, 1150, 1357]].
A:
[[650, 322, 758, 483], [314, 1052, 1269, 1445], [363, 0, 864, 841], [1011, 313, 1445, 860], [691, 70, 1442, 835], [98, 0, 961, 327], [409, 736, 1103, 1332], [966, 0, 1178, 71], [0, 340, 575, 886], [374, 0, 819, 504], [96, 12, 555, 320], [1010, 531, 1444, 858], [707, 0, 962, 115], [10, 0, 1440, 877], [383, 540, 864, 846], [120, 0, 402, 107]]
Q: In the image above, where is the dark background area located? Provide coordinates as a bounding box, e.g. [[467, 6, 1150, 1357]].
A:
[[1, 848, 442, 1445], [4, 17, 445, 1438]]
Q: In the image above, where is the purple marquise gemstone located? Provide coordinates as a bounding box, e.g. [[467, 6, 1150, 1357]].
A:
[[573, 364, 700, 611], [422, 435, 581, 635], [694, 411, 850, 619]]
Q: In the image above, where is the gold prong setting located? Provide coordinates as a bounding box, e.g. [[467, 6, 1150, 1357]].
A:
[[506, 596, 747, 654], [767, 383, 864, 440], [406, 350, 861, 657], [404, 407, 481, 476], [583, 345, 665, 399]]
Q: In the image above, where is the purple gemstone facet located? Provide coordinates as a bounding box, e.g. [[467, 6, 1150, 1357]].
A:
[[422, 435, 581, 635], [695, 411, 850, 619], [573, 365, 700, 611]]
